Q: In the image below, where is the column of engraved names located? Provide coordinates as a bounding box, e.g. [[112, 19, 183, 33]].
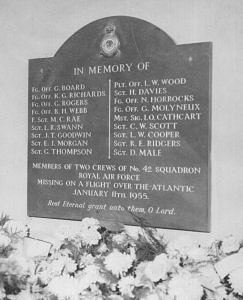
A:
[[111, 77, 200, 158], [30, 84, 106, 157]]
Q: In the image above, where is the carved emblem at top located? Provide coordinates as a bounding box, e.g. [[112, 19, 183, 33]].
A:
[[100, 23, 120, 57]]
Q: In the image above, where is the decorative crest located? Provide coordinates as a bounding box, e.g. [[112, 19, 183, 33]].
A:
[[100, 23, 120, 57]]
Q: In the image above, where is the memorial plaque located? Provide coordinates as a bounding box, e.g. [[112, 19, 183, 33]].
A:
[[28, 16, 212, 231]]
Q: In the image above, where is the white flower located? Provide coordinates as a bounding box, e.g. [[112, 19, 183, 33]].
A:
[[112, 232, 128, 244], [137, 253, 172, 283], [80, 218, 100, 231], [77, 218, 102, 245], [118, 276, 136, 297], [0, 232, 11, 247], [64, 257, 77, 273], [8, 253, 30, 273], [168, 272, 203, 300], [80, 228, 101, 245], [47, 274, 81, 300], [3, 220, 27, 237], [77, 265, 105, 292], [221, 235, 240, 254], [104, 249, 134, 276], [229, 268, 243, 295]]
